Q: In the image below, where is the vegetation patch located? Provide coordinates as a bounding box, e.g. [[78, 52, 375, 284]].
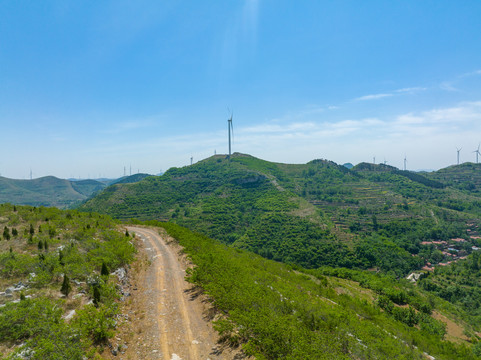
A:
[[0, 204, 136, 359]]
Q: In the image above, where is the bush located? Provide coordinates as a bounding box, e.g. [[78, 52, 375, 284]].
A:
[[73, 304, 116, 343]]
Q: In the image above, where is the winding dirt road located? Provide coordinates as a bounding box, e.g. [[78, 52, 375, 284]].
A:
[[123, 226, 237, 360]]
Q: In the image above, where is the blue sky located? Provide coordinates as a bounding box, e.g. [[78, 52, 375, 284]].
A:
[[1, 1, 481, 179]]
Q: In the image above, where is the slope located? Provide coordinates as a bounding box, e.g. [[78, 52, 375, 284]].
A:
[[78, 153, 481, 277], [0, 176, 102, 208], [0, 174, 152, 209], [138, 221, 481, 359]]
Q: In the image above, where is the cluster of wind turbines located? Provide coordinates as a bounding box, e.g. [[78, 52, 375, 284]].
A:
[[456, 144, 481, 165]]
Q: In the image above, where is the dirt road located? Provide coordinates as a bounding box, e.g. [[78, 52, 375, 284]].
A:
[[122, 226, 237, 360]]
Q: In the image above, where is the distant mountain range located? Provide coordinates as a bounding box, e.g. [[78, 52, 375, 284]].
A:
[[0, 173, 151, 208]]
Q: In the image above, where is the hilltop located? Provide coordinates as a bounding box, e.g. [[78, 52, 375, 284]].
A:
[[425, 162, 481, 193]]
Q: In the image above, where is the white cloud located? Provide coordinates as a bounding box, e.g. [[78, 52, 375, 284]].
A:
[[460, 69, 481, 78], [354, 93, 393, 101], [353, 86, 426, 102], [395, 87, 427, 93]]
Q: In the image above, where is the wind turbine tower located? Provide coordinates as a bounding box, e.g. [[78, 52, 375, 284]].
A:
[[456, 147, 462, 165], [475, 144, 481, 164], [190, 156, 193, 166], [227, 113, 233, 159], [404, 155, 407, 171]]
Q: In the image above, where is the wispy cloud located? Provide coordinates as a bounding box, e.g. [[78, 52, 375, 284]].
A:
[[460, 69, 481, 78], [439, 70, 481, 92], [354, 86, 427, 101], [354, 93, 393, 101], [440, 81, 459, 92], [220, 0, 260, 75], [395, 87, 427, 93]]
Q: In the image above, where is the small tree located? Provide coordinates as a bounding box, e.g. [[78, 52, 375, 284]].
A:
[[59, 250, 65, 266], [3, 226, 10, 240], [61, 275, 72, 297], [38, 240, 43, 250], [29, 224, 35, 236], [125, 229, 130, 237], [12, 228, 18, 237], [44, 240, 49, 252], [93, 285, 101, 306], [101, 262, 109, 277]]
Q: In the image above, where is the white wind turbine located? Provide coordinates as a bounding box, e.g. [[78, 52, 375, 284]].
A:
[[474, 144, 481, 164]]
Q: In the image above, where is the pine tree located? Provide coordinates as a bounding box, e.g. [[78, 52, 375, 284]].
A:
[[59, 250, 65, 266], [93, 285, 101, 306], [3, 226, 10, 240], [38, 240, 43, 250], [61, 275, 71, 297], [101, 262, 110, 276], [29, 224, 35, 235]]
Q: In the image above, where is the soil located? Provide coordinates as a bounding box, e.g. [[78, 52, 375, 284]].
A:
[[102, 226, 244, 360], [432, 311, 469, 344]]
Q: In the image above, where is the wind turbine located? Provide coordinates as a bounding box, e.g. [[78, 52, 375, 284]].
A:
[[403, 155, 407, 171], [474, 144, 481, 164], [227, 111, 234, 159], [456, 147, 462, 165]]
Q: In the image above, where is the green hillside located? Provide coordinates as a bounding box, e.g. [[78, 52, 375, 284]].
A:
[[0, 176, 105, 208], [0, 204, 136, 359], [0, 174, 151, 209], [425, 162, 481, 193], [139, 221, 481, 359], [79, 153, 481, 277]]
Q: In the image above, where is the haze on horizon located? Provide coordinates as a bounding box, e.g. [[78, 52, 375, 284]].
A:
[[1, 1, 481, 179]]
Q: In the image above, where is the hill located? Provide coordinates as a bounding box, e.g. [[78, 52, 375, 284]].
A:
[[79, 153, 481, 277], [0, 176, 106, 208], [0, 174, 151, 209], [425, 162, 481, 193]]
